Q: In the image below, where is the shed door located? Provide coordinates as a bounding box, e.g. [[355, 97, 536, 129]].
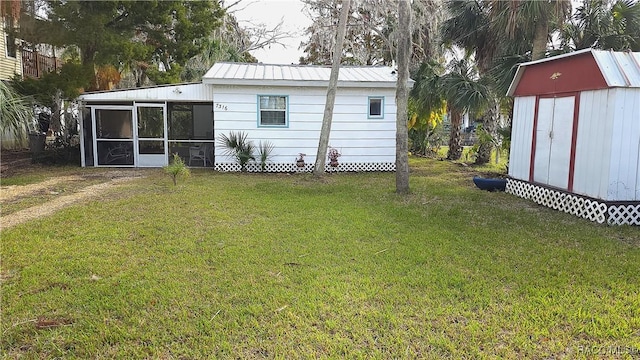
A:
[[533, 96, 575, 190]]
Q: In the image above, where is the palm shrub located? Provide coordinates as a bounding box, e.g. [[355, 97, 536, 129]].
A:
[[217, 131, 256, 172], [165, 153, 191, 185], [0, 81, 32, 144], [257, 140, 275, 172]]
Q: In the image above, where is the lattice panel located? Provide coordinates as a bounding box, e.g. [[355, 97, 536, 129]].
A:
[[608, 204, 640, 226], [213, 162, 395, 173], [506, 179, 607, 224]]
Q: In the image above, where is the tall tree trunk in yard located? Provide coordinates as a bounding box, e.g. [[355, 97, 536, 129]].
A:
[[313, 0, 351, 176], [531, 17, 549, 60], [475, 96, 499, 164], [447, 107, 463, 160], [395, 0, 411, 194]]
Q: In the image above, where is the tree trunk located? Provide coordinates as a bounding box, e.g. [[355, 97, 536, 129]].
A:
[[447, 108, 463, 160], [475, 97, 499, 164], [313, 0, 351, 176], [531, 18, 548, 60], [395, 0, 411, 194]]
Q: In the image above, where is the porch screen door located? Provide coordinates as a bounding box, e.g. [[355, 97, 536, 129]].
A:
[[533, 96, 575, 190], [135, 104, 167, 167]]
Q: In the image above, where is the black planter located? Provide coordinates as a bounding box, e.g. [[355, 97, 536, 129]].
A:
[[28, 133, 46, 154]]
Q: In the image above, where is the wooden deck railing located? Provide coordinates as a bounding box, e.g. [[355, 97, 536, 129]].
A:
[[21, 49, 63, 79]]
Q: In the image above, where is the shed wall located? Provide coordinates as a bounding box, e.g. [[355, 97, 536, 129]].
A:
[[572, 89, 613, 199], [213, 85, 397, 165], [607, 88, 640, 201], [508, 96, 536, 180]]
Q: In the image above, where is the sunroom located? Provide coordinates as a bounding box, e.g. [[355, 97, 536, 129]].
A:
[[78, 83, 215, 167]]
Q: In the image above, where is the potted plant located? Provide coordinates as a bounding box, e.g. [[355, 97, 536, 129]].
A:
[[296, 153, 306, 168], [327, 147, 341, 167]]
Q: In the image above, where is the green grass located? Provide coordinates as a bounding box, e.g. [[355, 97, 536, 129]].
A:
[[2, 158, 639, 358]]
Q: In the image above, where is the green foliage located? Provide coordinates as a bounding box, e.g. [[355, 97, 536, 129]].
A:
[[0, 80, 32, 141], [217, 131, 256, 172], [20, 1, 223, 88], [11, 64, 92, 108], [257, 140, 275, 172], [164, 153, 191, 185], [559, 0, 640, 51]]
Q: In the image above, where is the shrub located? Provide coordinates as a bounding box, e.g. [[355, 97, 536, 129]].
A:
[[164, 153, 191, 185]]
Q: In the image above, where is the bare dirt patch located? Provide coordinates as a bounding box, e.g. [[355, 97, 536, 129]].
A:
[[1, 176, 84, 202], [1, 172, 145, 230]]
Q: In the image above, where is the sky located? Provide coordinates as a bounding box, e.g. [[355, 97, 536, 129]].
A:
[[233, 0, 312, 64]]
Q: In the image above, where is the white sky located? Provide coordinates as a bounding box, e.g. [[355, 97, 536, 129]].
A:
[[233, 0, 312, 64]]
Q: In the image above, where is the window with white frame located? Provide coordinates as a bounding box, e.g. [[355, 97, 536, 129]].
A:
[[368, 96, 384, 118], [258, 95, 287, 126], [4, 16, 17, 58]]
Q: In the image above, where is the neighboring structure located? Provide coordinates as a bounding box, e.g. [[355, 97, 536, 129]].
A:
[[506, 48, 640, 225], [1, 15, 21, 80], [78, 62, 407, 172]]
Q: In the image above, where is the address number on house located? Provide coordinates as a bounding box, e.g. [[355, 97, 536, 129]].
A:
[[215, 103, 228, 111]]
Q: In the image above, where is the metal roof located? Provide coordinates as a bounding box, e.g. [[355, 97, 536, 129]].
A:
[[507, 49, 640, 96], [79, 83, 213, 102], [202, 62, 411, 88]]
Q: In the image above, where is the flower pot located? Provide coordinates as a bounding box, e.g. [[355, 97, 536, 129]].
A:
[[329, 159, 339, 167], [296, 160, 305, 168]]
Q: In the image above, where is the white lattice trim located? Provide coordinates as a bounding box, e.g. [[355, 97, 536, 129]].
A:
[[608, 204, 640, 226], [214, 162, 396, 173], [506, 179, 608, 224]]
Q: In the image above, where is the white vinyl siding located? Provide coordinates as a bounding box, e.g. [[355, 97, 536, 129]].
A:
[[213, 86, 396, 165]]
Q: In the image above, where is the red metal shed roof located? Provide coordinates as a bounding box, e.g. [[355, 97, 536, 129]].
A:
[[507, 48, 640, 97]]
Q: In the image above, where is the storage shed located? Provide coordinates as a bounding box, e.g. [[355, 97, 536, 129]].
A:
[[78, 62, 407, 172], [506, 48, 640, 225]]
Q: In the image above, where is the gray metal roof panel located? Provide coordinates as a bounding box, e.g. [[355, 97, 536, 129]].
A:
[[202, 62, 409, 86]]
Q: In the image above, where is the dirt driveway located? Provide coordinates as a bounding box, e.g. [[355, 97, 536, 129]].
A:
[[1, 153, 147, 229]]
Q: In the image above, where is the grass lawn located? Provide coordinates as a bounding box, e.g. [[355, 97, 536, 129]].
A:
[[1, 158, 639, 358]]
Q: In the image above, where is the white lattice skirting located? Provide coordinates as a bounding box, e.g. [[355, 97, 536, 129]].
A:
[[506, 179, 639, 226], [214, 162, 396, 173]]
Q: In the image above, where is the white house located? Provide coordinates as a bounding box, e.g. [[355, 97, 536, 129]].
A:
[[506, 49, 640, 225], [78, 62, 408, 172]]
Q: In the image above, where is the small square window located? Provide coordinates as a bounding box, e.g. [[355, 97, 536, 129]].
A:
[[368, 97, 384, 118], [258, 95, 287, 126]]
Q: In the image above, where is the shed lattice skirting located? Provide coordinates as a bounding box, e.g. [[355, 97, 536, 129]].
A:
[[214, 162, 396, 173], [506, 179, 639, 225]]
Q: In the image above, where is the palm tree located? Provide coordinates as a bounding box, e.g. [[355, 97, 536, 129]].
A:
[[442, 57, 490, 160], [441, 1, 499, 164], [0, 81, 33, 146], [558, 0, 640, 52], [412, 56, 489, 161]]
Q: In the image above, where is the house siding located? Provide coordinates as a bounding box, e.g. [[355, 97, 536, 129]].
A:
[[0, 19, 22, 80], [213, 85, 396, 166]]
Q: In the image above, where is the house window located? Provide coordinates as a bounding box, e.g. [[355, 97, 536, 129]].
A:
[[258, 95, 287, 127], [4, 17, 17, 58], [368, 96, 384, 118]]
